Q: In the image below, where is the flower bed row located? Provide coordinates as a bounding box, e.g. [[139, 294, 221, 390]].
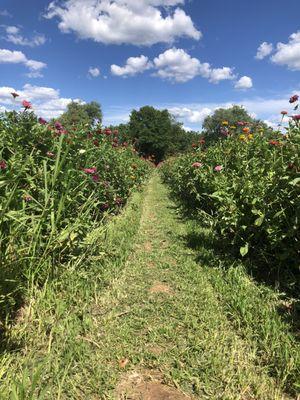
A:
[[161, 97, 300, 285]]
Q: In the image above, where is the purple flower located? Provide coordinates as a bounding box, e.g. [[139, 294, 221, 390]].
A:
[[38, 117, 47, 125], [55, 121, 63, 131]]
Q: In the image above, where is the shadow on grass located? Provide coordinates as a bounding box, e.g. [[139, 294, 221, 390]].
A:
[[0, 266, 25, 354], [175, 212, 300, 342]]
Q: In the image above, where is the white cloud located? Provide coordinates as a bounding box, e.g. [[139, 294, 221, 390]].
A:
[[111, 55, 152, 77], [45, 0, 201, 46], [111, 48, 236, 84], [169, 106, 213, 123], [255, 42, 273, 60], [234, 76, 253, 90], [208, 67, 235, 84], [0, 48, 46, 77], [153, 48, 201, 82], [0, 84, 83, 119], [271, 31, 300, 70], [88, 66, 100, 77], [3, 26, 46, 47]]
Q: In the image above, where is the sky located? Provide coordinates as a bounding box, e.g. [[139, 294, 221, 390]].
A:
[[0, 0, 299, 131]]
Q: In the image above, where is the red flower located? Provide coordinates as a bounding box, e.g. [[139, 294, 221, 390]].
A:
[[92, 173, 100, 182], [281, 111, 288, 115], [292, 114, 300, 121], [22, 100, 32, 109], [269, 140, 281, 146], [11, 92, 19, 99], [289, 95, 299, 104], [113, 137, 118, 143], [104, 128, 112, 136], [192, 143, 198, 148], [199, 138, 205, 145], [113, 130, 119, 135], [97, 128, 102, 134], [55, 121, 63, 131], [38, 117, 47, 125], [93, 139, 99, 147], [101, 203, 109, 211], [83, 167, 97, 174], [0, 160, 7, 170]]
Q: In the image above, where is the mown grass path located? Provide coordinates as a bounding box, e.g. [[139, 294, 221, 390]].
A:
[[1, 173, 298, 399], [88, 174, 290, 399]]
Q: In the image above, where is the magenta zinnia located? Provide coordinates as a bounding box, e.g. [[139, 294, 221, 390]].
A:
[[214, 165, 223, 172], [22, 100, 32, 109]]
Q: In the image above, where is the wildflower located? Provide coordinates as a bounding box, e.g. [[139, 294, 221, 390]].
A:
[[192, 162, 203, 168], [93, 139, 99, 147], [92, 173, 100, 182], [269, 140, 281, 146], [83, 167, 97, 174], [101, 203, 109, 211], [130, 175, 136, 180], [292, 114, 300, 121], [281, 111, 288, 115], [11, 92, 19, 98], [38, 117, 47, 125], [24, 195, 32, 202], [222, 121, 229, 125], [113, 130, 119, 135], [112, 142, 118, 148], [242, 127, 250, 133], [230, 125, 236, 129], [237, 121, 245, 126], [97, 128, 102, 134], [104, 128, 112, 136], [239, 134, 246, 141], [22, 100, 32, 109], [55, 121, 63, 131], [122, 142, 128, 147], [46, 151, 55, 158], [214, 165, 223, 172], [0, 160, 7, 170], [220, 128, 229, 137], [199, 138, 205, 145], [115, 197, 123, 205], [248, 134, 253, 140], [289, 94, 299, 103]]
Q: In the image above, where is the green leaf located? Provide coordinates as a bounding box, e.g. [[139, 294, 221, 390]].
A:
[[240, 243, 249, 257], [289, 177, 300, 186], [254, 215, 265, 226]]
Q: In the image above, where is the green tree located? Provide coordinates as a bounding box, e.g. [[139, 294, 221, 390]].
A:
[[128, 106, 197, 162], [59, 101, 102, 129], [202, 105, 268, 144]]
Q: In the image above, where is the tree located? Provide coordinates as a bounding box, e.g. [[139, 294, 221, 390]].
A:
[[59, 101, 102, 129], [128, 106, 198, 162], [202, 105, 268, 144]]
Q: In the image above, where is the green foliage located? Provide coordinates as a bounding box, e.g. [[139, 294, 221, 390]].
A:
[[202, 105, 269, 145], [128, 106, 197, 162], [58, 101, 102, 129], [161, 118, 300, 287], [0, 108, 151, 322]]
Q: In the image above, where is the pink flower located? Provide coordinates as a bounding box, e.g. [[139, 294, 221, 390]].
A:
[[192, 162, 203, 168], [46, 151, 55, 158], [292, 114, 300, 121], [214, 165, 223, 172], [22, 100, 32, 109], [38, 117, 47, 125], [83, 167, 97, 174], [113, 130, 119, 135], [24, 195, 32, 202], [104, 128, 112, 136], [0, 160, 7, 170]]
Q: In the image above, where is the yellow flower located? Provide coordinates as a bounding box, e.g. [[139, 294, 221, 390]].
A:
[[248, 134, 253, 140], [222, 121, 229, 125], [130, 175, 136, 180], [230, 125, 236, 129], [239, 134, 246, 141]]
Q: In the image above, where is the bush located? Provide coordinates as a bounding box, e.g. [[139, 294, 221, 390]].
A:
[[0, 108, 151, 320], [161, 104, 300, 287]]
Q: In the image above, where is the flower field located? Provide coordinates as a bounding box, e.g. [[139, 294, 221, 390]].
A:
[[0, 104, 151, 320], [161, 96, 300, 290]]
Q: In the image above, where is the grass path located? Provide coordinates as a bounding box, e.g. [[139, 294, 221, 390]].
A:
[[1, 173, 298, 399]]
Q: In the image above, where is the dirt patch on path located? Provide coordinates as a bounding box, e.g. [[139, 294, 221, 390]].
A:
[[116, 371, 192, 400], [149, 282, 173, 295]]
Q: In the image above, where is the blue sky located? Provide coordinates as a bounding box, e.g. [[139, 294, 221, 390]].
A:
[[0, 0, 299, 130]]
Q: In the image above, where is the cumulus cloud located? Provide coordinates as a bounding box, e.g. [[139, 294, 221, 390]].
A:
[[0, 10, 12, 17], [111, 48, 236, 84], [111, 55, 152, 77], [44, 0, 201, 46], [0, 48, 46, 77], [255, 42, 273, 60], [234, 76, 253, 90], [271, 31, 300, 70], [169, 106, 213, 123], [0, 84, 83, 119], [3, 26, 46, 47], [88, 66, 100, 77]]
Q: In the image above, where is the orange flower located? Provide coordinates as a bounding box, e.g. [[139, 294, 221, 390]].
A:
[[242, 127, 250, 133]]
